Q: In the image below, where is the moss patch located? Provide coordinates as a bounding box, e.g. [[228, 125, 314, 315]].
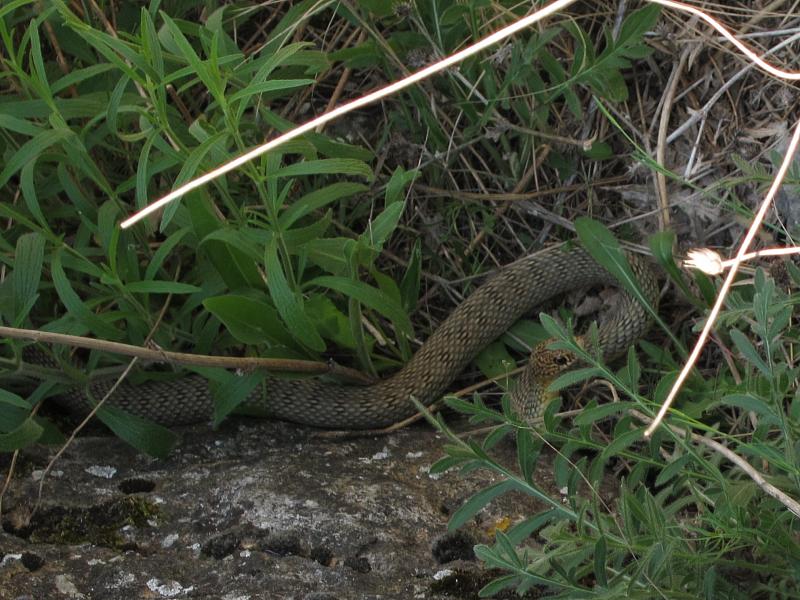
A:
[[11, 496, 158, 549]]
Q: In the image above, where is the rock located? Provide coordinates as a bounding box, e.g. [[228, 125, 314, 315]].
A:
[[1, 418, 553, 599]]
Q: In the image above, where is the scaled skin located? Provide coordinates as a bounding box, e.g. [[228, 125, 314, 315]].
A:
[[510, 338, 582, 424]]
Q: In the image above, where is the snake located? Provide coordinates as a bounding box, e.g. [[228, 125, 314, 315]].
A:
[[40, 246, 658, 429]]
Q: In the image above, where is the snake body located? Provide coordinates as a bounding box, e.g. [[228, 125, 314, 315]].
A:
[[53, 247, 658, 429]]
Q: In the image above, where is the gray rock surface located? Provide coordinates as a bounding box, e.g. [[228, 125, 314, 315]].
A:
[[0, 418, 553, 599]]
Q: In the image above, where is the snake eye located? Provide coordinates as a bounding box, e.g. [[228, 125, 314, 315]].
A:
[[554, 354, 570, 366]]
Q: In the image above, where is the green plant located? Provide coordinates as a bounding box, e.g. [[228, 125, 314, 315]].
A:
[[2, 2, 799, 597], [424, 222, 800, 597], [0, 2, 422, 455]]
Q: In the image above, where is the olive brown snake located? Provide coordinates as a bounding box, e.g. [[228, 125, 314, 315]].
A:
[[27, 246, 658, 429]]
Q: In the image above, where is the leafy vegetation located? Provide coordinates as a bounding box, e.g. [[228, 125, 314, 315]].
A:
[[428, 222, 800, 597], [1, 1, 799, 597]]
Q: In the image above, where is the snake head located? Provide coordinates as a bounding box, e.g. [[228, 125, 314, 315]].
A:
[[530, 339, 581, 380], [510, 338, 583, 424]]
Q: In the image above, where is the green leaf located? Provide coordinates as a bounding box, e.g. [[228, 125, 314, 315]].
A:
[[188, 192, 263, 289], [229, 78, 315, 103], [307, 275, 413, 337], [723, 393, 779, 422], [475, 341, 516, 383], [516, 428, 538, 483], [478, 573, 519, 597], [576, 217, 682, 352], [58, 17, 149, 82], [305, 294, 358, 349], [384, 166, 418, 204], [163, 131, 229, 229], [203, 294, 297, 347], [28, 19, 54, 104], [547, 366, 604, 393], [449, 479, 520, 531], [574, 401, 634, 426], [282, 211, 333, 246], [363, 201, 404, 251], [249, 41, 311, 80], [0, 114, 43, 136], [140, 7, 164, 78], [11, 232, 45, 321], [198, 228, 266, 264], [20, 160, 49, 231], [303, 237, 353, 275], [0, 0, 37, 19], [729, 329, 770, 377], [594, 536, 608, 588], [0, 415, 43, 451], [51, 251, 121, 340], [575, 217, 655, 317], [134, 129, 157, 209], [123, 281, 202, 294], [619, 345, 641, 389], [649, 230, 697, 305], [161, 14, 225, 108], [266, 239, 325, 351], [654, 453, 692, 487], [271, 158, 373, 180], [399, 239, 421, 313], [172, 131, 229, 188], [95, 404, 179, 458], [0, 128, 71, 189], [616, 4, 661, 50], [0, 389, 34, 411], [583, 141, 613, 159], [599, 426, 645, 461], [260, 0, 331, 56], [144, 228, 191, 281], [211, 370, 266, 426], [279, 182, 367, 229], [0, 391, 43, 451]]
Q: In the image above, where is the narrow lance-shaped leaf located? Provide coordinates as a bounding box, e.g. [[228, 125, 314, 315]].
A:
[[279, 182, 367, 229], [576, 217, 684, 352], [95, 403, 179, 459], [307, 275, 413, 338], [649, 230, 701, 308], [399, 239, 421, 313], [11, 232, 44, 321], [270, 158, 373, 180], [211, 370, 266, 426], [449, 479, 521, 531], [729, 328, 771, 377], [51, 250, 122, 340], [265, 239, 325, 351], [363, 201, 404, 252], [204, 294, 298, 348], [0, 128, 71, 189], [20, 161, 49, 231], [161, 14, 225, 109]]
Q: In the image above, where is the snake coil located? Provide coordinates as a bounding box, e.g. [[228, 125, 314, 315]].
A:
[[45, 247, 658, 428]]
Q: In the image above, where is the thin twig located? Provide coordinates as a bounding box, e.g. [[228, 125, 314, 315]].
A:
[[1, 326, 373, 385], [655, 47, 688, 229], [632, 410, 800, 518]]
